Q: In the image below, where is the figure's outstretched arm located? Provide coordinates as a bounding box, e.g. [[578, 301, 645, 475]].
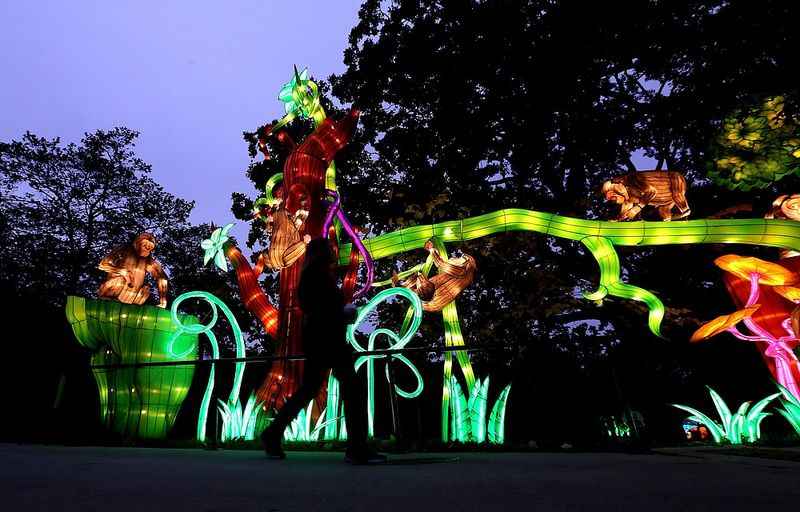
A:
[[149, 260, 169, 307], [254, 252, 268, 276]]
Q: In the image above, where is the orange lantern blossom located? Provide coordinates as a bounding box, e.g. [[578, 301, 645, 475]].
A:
[[694, 255, 800, 399]]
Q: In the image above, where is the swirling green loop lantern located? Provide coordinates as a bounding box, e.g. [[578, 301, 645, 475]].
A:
[[169, 291, 246, 442], [347, 287, 424, 436]]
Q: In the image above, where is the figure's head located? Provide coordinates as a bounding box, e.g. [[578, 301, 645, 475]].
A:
[[601, 180, 628, 205], [133, 233, 157, 258]]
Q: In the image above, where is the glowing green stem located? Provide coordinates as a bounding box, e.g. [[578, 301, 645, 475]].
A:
[[347, 287, 424, 437], [582, 236, 665, 337], [338, 211, 800, 336], [169, 291, 246, 442]]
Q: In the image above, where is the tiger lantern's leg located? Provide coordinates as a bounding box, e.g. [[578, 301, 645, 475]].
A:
[[670, 172, 691, 219], [658, 204, 674, 221]]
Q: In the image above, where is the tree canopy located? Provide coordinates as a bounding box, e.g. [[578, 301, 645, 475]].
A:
[[710, 96, 800, 191], [0, 127, 255, 349]]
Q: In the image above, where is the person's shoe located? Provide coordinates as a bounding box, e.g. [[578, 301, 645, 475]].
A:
[[344, 449, 387, 465], [260, 429, 286, 459]]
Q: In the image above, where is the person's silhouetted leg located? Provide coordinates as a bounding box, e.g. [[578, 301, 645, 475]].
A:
[[261, 360, 326, 458], [334, 354, 385, 464]]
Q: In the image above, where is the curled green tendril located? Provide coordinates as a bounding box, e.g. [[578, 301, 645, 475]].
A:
[[347, 287, 424, 436], [582, 236, 665, 337], [169, 291, 246, 442]]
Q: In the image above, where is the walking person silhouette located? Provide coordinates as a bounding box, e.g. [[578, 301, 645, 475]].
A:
[[260, 238, 386, 464]]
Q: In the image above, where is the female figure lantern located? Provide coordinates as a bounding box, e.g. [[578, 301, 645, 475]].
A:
[[257, 109, 360, 409]]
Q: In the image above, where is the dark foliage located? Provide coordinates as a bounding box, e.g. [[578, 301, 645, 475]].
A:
[[0, 128, 248, 441], [322, 0, 797, 444]]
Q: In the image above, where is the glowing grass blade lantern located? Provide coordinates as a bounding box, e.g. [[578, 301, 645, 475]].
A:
[[488, 384, 512, 445], [672, 386, 779, 444], [283, 400, 340, 442], [468, 377, 489, 443], [776, 382, 800, 436], [218, 392, 264, 442], [446, 376, 511, 444], [323, 372, 341, 441]]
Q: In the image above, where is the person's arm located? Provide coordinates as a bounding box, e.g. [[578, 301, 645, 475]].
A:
[[343, 303, 358, 325]]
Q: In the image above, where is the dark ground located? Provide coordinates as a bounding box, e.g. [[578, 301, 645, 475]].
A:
[[2, 443, 798, 511]]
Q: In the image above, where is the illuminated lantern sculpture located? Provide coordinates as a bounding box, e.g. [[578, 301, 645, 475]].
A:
[[65, 296, 199, 439], [252, 109, 361, 410], [255, 204, 311, 272], [213, 94, 360, 410], [692, 254, 800, 399], [393, 239, 476, 312], [98, 232, 169, 308], [198, 66, 800, 444], [601, 170, 691, 221]]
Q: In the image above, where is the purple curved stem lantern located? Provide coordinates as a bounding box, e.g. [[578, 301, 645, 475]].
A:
[[323, 190, 374, 298]]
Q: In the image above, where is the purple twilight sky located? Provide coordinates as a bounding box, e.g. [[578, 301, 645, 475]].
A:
[[1, 1, 656, 246], [0, 1, 364, 243]]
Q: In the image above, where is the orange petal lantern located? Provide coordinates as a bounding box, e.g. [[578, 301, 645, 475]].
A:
[[714, 255, 799, 286], [690, 306, 761, 342], [712, 254, 800, 399]]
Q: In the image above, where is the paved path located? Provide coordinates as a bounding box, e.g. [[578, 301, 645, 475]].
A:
[[2, 443, 798, 511]]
